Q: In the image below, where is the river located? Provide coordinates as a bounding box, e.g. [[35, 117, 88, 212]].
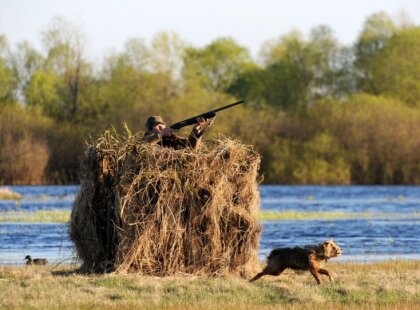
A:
[[0, 185, 419, 265]]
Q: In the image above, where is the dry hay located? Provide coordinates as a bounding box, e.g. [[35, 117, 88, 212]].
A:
[[70, 128, 262, 277]]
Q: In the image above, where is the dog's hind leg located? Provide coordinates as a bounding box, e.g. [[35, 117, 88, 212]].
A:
[[318, 268, 333, 282], [250, 271, 265, 282], [250, 266, 271, 282], [273, 267, 286, 277], [250, 266, 286, 282]]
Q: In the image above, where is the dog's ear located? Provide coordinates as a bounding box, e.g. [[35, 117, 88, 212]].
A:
[[323, 240, 333, 248]]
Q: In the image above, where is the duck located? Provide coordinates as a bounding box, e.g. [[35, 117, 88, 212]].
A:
[[24, 255, 48, 265]]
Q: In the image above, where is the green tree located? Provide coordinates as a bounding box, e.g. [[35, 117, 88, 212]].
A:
[[39, 17, 95, 122], [355, 12, 396, 93], [253, 31, 313, 110], [310, 94, 420, 184], [0, 35, 17, 105], [121, 38, 151, 72], [0, 58, 15, 106], [97, 32, 194, 132], [25, 71, 60, 113], [264, 133, 351, 185], [184, 38, 256, 92], [292, 133, 351, 185], [269, 31, 311, 106], [9, 41, 44, 101], [230, 27, 352, 111], [98, 53, 153, 128], [307, 25, 355, 98], [369, 27, 420, 107], [150, 31, 185, 77]]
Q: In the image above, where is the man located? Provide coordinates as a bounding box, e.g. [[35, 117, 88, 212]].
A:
[[142, 115, 214, 150]]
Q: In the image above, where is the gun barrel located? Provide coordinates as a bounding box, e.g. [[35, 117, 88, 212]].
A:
[[170, 100, 244, 130], [208, 100, 244, 114]]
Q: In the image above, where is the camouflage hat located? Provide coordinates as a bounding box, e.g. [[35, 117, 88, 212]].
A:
[[145, 116, 166, 131]]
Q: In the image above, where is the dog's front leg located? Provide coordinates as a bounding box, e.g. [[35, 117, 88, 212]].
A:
[[309, 267, 322, 284], [318, 268, 333, 282]]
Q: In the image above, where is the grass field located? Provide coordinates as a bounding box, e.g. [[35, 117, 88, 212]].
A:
[[1, 210, 419, 223], [0, 210, 71, 223], [257, 211, 420, 221], [0, 261, 418, 309]]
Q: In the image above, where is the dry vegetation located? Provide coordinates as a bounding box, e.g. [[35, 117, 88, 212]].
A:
[[71, 129, 262, 276], [0, 187, 22, 200], [0, 261, 418, 309]]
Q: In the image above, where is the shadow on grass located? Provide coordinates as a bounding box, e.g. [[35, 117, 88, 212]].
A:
[[51, 268, 85, 277], [50, 260, 115, 277], [254, 281, 298, 304]]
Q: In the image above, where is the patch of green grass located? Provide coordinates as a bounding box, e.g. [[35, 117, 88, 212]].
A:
[[257, 210, 420, 221], [0, 210, 70, 223], [1, 209, 419, 223], [0, 187, 22, 200], [0, 261, 418, 309]]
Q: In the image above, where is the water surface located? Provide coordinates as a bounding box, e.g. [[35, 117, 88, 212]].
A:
[[0, 185, 419, 265]]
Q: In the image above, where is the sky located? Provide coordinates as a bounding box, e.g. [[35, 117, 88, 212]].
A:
[[1, 0, 420, 61]]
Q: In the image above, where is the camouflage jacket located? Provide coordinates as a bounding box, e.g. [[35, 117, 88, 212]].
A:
[[142, 118, 214, 151], [142, 130, 202, 150]]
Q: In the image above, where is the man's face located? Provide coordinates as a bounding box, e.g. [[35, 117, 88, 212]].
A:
[[152, 123, 166, 133]]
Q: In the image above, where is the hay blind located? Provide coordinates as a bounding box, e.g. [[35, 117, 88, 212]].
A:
[[70, 129, 262, 276]]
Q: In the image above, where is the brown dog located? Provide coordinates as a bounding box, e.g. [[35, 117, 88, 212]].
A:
[[250, 240, 342, 284]]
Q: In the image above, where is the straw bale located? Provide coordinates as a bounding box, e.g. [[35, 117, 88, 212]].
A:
[[70, 129, 262, 276]]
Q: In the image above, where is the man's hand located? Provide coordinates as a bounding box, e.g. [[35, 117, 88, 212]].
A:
[[207, 116, 215, 127], [193, 117, 206, 134]]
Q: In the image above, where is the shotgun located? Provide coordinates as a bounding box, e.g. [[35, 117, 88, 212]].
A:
[[170, 100, 244, 130]]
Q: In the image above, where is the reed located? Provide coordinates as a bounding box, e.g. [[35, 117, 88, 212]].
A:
[[71, 128, 262, 276]]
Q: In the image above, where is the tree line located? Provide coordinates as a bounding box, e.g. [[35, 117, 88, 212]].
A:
[[0, 12, 419, 185]]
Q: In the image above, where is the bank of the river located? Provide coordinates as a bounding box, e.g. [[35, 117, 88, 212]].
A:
[[0, 261, 418, 309], [0, 187, 22, 200]]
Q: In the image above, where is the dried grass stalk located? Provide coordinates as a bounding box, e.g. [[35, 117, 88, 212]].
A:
[[70, 128, 262, 277]]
